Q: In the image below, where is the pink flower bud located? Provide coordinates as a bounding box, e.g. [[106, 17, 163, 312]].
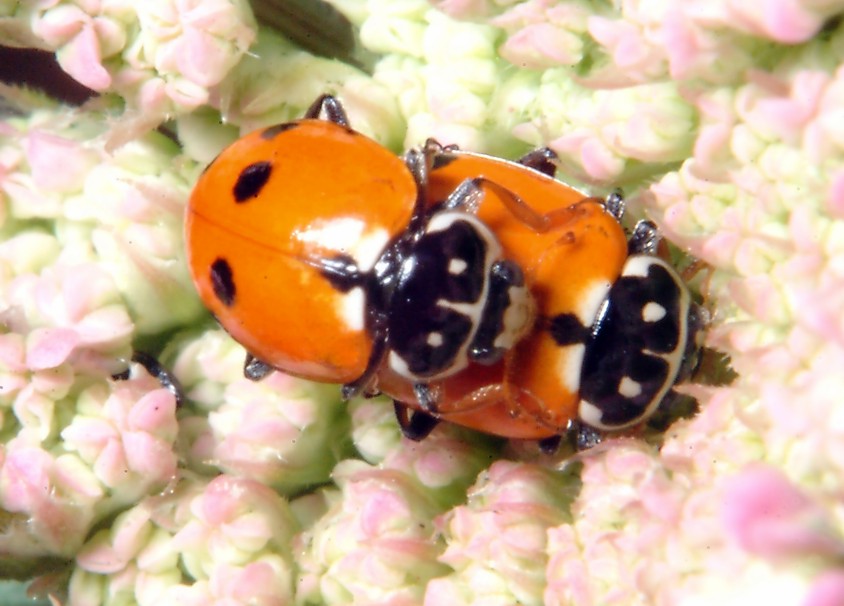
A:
[[722, 464, 844, 559]]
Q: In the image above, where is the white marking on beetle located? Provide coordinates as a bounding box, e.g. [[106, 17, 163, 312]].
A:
[[555, 343, 585, 394], [388, 351, 412, 379], [448, 258, 468, 275], [578, 399, 604, 428], [296, 218, 390, 272], [494, 284, 535, 350], [642, 301, 666, 322], [618, 376, 642, 398], [337, 286, 366, 332], [437, 299, 481, 321], [425, 211, 463, 234], [623, 254, 654, 278], [577, 278, 613, 327], [353, 227, 392, 272]]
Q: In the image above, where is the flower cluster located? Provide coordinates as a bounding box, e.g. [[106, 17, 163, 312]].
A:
[[0, 100, 194, 564], [3, 0, 256, 125], [1, 0, 844, 603], [295, 460, 450, 605], [170, 330, 352, 494], [68, 475, 299, 605], [429, 460, 576, 605]]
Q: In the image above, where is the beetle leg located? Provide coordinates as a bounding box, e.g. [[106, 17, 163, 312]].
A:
[[423, 138, 460, 154], [114, 351, 185, 408], [681, 259, 708, 282], [566, 419, 603, 451], [403, 145, 434, 235], [413, 382, 440, 412], [516, 147, 558, 177], [644, 388, 700, 432], [537, 434, 563, 454], [303, 94, 350, 126], [341, 312, 389, 400], [393, 402, 440, 441], [627, 219, 662, 255], [603, 189, 625, 221], [443, 177, 552, 233], [244, 353, 274, 381]]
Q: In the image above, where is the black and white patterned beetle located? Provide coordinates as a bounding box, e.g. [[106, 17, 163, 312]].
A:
[[388, 211, 533, 387], [571, 217, 705, 445]]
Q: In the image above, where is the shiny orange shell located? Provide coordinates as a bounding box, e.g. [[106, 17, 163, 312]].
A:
[[376, 151, 629, 439], [186, 120, 417, 384]]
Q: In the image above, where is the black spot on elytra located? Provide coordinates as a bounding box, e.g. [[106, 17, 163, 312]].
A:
[[548, 313, 589, 346], [261, 123, 298, 140], [233, 161, 272, 203], [210, 258, 236, 307]]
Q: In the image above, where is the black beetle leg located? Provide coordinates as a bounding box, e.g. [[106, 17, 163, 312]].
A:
[[303, 94, 350, 126], [244, 353, 274, 381], [517, 147, 558, 177], [422, 137, 460, 154], [341, 313, 389, 400], [537, 434, 563, 454], [393, 402, 440, 441], [413, 382, 440, 413], [442, 176, 551, 233], [115, 351, 185, 408], [403, 145, 434, 235], [627, 219, 662, 255], [604, 189, 625, 222], [565, 419, 603, 451]]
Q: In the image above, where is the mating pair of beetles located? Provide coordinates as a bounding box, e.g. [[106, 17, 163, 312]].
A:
[[185, 95, 705, 451]]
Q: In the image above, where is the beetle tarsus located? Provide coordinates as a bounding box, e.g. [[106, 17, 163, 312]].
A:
[[244, 353, 274, 381], [604, 189, 625, 221], [303, 94, 350, 126], [116, 351, 185, 408], [627, 220, 662, 255], [566, 420, 603, 451], [394, 402, 440, 441], [413, 382, 439, 412]]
